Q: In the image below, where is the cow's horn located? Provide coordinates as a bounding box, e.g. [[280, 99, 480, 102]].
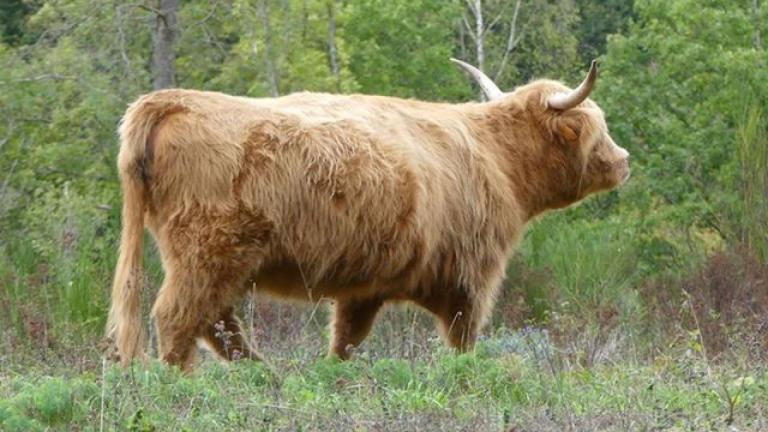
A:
[[548, 60, 599, 110], [450, 58, 503, 101]]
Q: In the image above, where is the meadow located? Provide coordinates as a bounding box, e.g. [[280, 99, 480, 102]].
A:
[[1, 1, 767, 430], [2, 294, 768, 430]]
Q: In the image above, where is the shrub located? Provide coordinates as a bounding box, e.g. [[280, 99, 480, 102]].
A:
[[641, 246, 768, 362]]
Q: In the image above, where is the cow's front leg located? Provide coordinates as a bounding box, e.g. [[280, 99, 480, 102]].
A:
[[329, 297, 384, 359], [415, 287, 486, 352]]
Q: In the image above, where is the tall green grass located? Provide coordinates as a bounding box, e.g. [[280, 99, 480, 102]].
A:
[[0, 183, 119, 339], [515, 214, 643, 322], [736, 104, 768, 262]]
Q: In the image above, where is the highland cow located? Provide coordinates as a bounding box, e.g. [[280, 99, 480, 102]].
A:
[[107, 59, 630, 370]]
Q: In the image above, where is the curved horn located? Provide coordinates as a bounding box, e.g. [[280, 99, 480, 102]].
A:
[[548, 60, 599, 110], [450, 58, 503, 101]]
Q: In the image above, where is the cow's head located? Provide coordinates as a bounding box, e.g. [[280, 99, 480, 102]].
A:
[[452, 59, 630, 212]]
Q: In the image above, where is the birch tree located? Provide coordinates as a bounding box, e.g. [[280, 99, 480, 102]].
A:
[[461, 0, 522, 99], [326, 0, 341, 92]]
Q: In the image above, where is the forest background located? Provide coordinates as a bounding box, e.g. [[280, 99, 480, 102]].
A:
[[1, 0, 767, 430]]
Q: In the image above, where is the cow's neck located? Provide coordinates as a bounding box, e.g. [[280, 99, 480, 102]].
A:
[[473, 101, 581, 221]]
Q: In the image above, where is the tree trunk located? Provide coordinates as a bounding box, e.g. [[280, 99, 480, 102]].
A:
[[494, 0, 523, 82], [326, 0, 341, 92], [257, 0, 280, 97], [458, 18, 468, 61], [151, 0, 179, 90], [470, 0, 486, 100], [474, 0, 484, 76], [465, 0, 485, 100]]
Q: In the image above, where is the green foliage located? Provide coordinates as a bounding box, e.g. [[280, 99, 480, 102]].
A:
[[208, 0, 358, 96], [522, 214, 642, 319], [0, 182, 117, 335], [509, 0, 581, 82], [576, 0, 635, 64], [597, 0, 768, 225], [0, 0, 38, 45], [342, 0, 469, 100], [734, 106, 768, 261]]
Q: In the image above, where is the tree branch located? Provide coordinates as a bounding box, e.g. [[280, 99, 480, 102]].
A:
[[0, 120, 14, 150], [461, 14, 477, 42], [326, 0, 341, 92], [33, 4, 106, 46], [0, 160, 18, 203], [0, 74, 75, 85], [257, 0, 280, 96], [464, 0, 477, 17], [138, 3, 165, 19], [115, 5, 134, 79], [485, 1, 510, 33], [195, 0, 221, 26], [494, 0, 523, 82]]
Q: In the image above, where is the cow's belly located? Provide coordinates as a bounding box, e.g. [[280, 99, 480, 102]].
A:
[[252, 260, 382, 302]]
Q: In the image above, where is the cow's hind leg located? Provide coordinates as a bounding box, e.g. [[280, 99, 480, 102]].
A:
[[151, 274, 202, 371], [200, 306, 261, 361], [329, 297, 384, 359], [152, 269, 253, 370], [154, 204, 272, 369]]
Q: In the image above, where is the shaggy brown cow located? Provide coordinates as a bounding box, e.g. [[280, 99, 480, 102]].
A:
[[107, 59, 630, 369]]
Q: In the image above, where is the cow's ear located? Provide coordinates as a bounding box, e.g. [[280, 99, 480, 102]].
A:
[[559, 124, 579, 142], [554, 116, 582, 144]]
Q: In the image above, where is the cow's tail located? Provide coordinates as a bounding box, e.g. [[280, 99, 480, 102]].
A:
[[106, 98, 161, 366]]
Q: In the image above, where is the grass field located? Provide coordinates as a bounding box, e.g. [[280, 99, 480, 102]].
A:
[[2, 303, 767, 431]]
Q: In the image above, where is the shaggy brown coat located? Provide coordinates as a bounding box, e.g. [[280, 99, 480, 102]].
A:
[[107, 68, 630, 369]]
